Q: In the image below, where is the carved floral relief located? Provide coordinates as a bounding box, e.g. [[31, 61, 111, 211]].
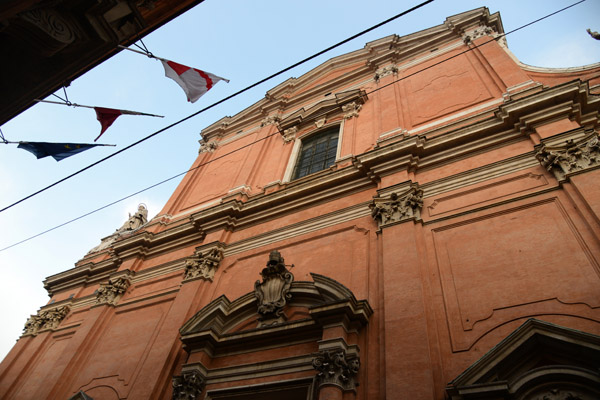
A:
[[183, 248, 223, 282], [535, 133, 600, 181], [23, 305, 70, 336], [312, 350, 360, 392], [370, 185, 424, 228], [172, 370, 204, 400], [96, 275, 132, 306]]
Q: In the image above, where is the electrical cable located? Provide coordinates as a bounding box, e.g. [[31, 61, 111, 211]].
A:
[[0, 0, 587, 252], [0, 0, 434, 214]]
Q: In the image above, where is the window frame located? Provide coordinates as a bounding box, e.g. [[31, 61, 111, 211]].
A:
[[283, 121, 344, 182]]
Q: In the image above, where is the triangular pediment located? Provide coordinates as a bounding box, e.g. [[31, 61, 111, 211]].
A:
[[447, 319, 600, 400]]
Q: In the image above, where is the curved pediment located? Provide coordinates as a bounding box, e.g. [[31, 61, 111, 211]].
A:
[[446, 319, 600, 400], [179, 273, 372, 354]]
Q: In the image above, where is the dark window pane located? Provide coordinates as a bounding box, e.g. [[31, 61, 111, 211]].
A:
[[293, 126, 339, 179]]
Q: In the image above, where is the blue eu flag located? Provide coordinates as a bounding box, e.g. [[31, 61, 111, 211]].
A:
[[17, 142, 101, 161]]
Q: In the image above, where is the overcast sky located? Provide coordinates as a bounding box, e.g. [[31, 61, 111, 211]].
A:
[[0, 0, 598, 361]]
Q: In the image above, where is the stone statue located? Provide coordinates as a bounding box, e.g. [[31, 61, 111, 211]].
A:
[[587, 29, 600, 40], [116, 204, 148, 233]]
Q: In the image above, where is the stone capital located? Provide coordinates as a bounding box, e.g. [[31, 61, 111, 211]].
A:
[[96, 271, 133, 306], [312, 349, 360, 392], [535, 132, 600, 181], [342, 101, 362, 119], [23, 305, 70, 336], [172, 370, 205, 400], [370, 184, 423, 229], [183, 247, 223, 282]]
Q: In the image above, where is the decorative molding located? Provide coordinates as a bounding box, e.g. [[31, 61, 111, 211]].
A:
[[95, 270, 133, 306], [370, 184, 423, 228], [532, 389, 586, 400], [254, 250, 294, 326], [172, 370, 205, 400], [374, 64, 398, 81], [260, 115, 280, 127], [281, 126, 298, 143], [312, 349, 360, 392], [19, 9, 76, 45], [342, 101, 362, 119], [198, 140, 218, 154], [23, 305, 70, 336], [535, 132, 600, 181], [183, 247, 223, 282]]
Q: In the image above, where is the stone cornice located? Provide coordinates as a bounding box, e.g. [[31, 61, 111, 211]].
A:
[[199, 8, 500, 142]]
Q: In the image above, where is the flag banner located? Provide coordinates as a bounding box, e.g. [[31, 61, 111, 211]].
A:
[[18, 141, 102, 161], [94, 107, 122, 141], [161, 60, 229, 103]]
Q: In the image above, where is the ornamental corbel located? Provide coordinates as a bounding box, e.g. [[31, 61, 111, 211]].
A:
[[254, 250, 294, 327], [342, 102, 362, 119], [312, 349, 360, 392], [172, 370, 205, 400], [96, 271, 133, 306], [370, 184, 423, 228], [183, 247, 223, 282], [535, 132, 600, 181], [23, 305, 70, 336]]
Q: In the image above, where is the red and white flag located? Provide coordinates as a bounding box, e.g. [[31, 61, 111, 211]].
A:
[[161, 60, 229, 103]]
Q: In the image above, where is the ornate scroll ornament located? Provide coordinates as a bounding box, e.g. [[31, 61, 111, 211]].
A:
[[370, 186, 424, 228], [282, 126, 298, 143], [260, 115, 280, 127], [96, 276, 132, 306], [312, 350, 360, 392], [19, 9, 76, 45], [374, 64, 398, 81], [172, 370, 205, 400], [535, 133, 600, 181], [183, 248, 223, 282], [23, 306, 70, 336], [198, 140, 218, 154], [342, 101, 362, 119], [254, 250, 294, 326]]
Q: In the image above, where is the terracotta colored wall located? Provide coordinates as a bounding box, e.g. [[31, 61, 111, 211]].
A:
[[2, 11, 600, 400]]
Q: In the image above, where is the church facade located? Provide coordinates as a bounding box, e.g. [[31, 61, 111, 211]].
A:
[[2, 8, 600, 400]]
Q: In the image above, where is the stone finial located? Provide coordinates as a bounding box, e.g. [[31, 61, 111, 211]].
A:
[[342, 102, 362, 119], [254, 250, 294, 327], [370, 185, 424, 228], [183, 248, 223, 282], [172, 370, 205, 400], [96, 274, 132, 306], [535, 133, 600, 181], [282, 126, 298, 143], [312, 350, 360, 392], [23, 306, 70, 336]]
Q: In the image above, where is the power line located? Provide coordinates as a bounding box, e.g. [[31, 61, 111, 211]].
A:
[[0, 0, 587, 253], [0, 0, 434, 214]]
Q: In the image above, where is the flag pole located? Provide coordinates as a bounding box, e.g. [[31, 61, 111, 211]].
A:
[[118, 45, 168, 62], [34, 99, 164, 118], [3, 141, 116, 147]]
